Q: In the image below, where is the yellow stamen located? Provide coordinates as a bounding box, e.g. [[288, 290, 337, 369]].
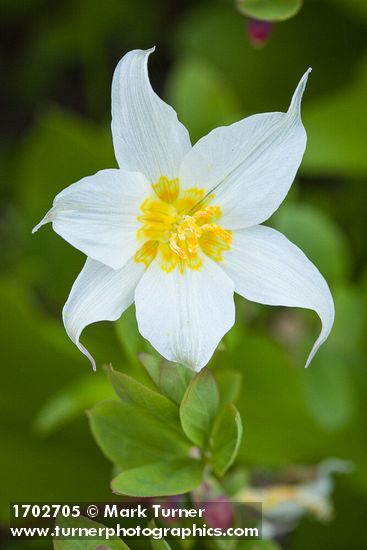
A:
[[169, 233, 187, 259], [134, 177, 232, 272], [201, 223, 233, 243]]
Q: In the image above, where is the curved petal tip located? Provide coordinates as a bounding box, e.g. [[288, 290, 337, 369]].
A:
[[32, 208, 55, 234], [288, 67, 312, 116], [79, 341, 97, 371]]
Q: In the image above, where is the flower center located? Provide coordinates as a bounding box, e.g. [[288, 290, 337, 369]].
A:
[[135, 177, 232, 272], [169, 207, 232, 260]]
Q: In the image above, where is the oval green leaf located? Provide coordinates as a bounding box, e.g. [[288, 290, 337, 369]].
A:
[[89, 401, 191, 470], [111, 459, 204, 497], [236, 0, 303, 22], [159, 360, 195, 405], [107, 366, 181, 430], [211, 404, 243, 476], [179, 368, 219, 448]]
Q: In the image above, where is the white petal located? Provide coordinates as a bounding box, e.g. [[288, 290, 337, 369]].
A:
[[134, 255, 235, 371], [222, 225, 334, 367], [63, 257, 144, 369], [111, 48, 191, 182], [179, 69, 311, 228], [33, 169, 151, 270]]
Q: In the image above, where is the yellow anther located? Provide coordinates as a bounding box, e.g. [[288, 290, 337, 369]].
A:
[[201, 223, 232, 243], [193, 206, 221, 223], [167, 208, 232, 259], [135, 180, 231, 271], [187, 232, 200, 255], [177, 223, 188, 241], [169, 233, 187, 259]]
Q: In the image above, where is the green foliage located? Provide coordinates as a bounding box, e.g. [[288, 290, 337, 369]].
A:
[[33, 374, 115, 436], [2, 0, 367, 546], [236, 0, 303, 22], [302, 346, 355, 431], [166, 55, 242, 142], [211, 405, 243, 476], [328, 0, 367, 22], [173, 0, 366, 117], [106, 366, 180, 428], [111, 459, 204, 497], [114, 305, 156, 372], [149, 520, 172, 549], [303, 55, 367, 177], [17, 108, 114, 220], [180, 368, 220, 448], [89, 365, 242, 497], [53, 515, 129, 549], [159, 360, 196, 405], [274, 203, 350, 285], [89, 399, 191, 470], [329, 285, 366, 356], [299, 283, 365, 431], [114, 306, 144, 368], [140, 353, 196, 404], [215, 370, 243, 405], [222, 468, 250, 497], [0, 279, 114, 520], [139, 352, 162, 387]]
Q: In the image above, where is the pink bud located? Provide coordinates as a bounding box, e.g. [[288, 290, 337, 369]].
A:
[[203, 497, 234, 530], [247, 18, 272, 48]]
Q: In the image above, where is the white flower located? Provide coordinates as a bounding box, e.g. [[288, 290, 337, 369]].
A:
[[237, 459, 352, 538], [33, 48, 334, 371]]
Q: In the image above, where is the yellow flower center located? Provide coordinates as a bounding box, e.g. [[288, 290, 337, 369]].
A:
[[134, 176, 232, 272]]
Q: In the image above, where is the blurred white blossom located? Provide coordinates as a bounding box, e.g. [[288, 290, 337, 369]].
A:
[[237, 459, 353, 539]]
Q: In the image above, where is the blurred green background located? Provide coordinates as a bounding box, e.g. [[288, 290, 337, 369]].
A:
[[1, 0, 366, 548]]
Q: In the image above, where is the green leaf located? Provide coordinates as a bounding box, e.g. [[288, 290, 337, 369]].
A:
[[114, 305, 145, 369], [114, 307, 160, 385], [159, 360, 195, 405], [111, 459, 204, 497], [139, 353, 162, 387], [180, 368, 219, 448], [211, 405, 243, 476], [89, 400, 191, 470], [0, 279, 115, 520], [53, 515, 129, 549], [236, 0, 303, 22], [149, 520, 172, 549], [215, 370, 243, 405], [106, 366, 181, 430], [222, 468, 250, 497], [33, 374, 115, 436]]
